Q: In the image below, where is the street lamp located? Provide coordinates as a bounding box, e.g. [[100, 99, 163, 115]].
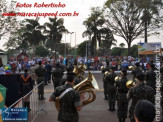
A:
[[69, 32, 74, 51], [64, 34, 66, 58]]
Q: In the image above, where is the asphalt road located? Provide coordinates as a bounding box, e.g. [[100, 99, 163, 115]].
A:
[[33, 73, 134, 122]]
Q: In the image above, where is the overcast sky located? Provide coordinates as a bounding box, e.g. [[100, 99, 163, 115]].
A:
[[0, 0, 162, 50]]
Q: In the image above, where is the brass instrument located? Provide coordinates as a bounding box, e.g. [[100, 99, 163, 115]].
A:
[[129, 66, 135, 70], [55, 72, 99, 111], [115, 76, 122, 82], [78, 64, 86, 70], [101, 66, 104, 71], [73, 65, 85, 80], [104, 71, 110, 76], [126, 80, 136, 89]]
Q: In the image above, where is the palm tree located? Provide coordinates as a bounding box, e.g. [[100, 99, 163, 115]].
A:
[[44, 17, 68, 54], [83, 7, 105, 56], [138, 0, 163, 43], [101, 28, 117, 56], [23, 18, 45, 54]]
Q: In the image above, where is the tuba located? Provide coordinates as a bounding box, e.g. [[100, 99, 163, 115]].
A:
[[73, 65, 85, 80], [55, 72, 99, 111]]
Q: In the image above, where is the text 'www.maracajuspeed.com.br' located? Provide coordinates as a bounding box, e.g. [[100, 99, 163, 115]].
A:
[[2, 11, 74, 17]]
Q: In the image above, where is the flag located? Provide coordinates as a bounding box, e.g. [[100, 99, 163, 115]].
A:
[[0, 84, 6, 109], [0, 84, 6, 122]]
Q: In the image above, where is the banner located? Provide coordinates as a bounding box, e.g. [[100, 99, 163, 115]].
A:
[[138, 43, 162, 55]]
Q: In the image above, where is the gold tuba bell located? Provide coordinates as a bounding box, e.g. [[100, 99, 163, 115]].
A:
[[73, 65, 85, 80], [55, 72, 99, 111]]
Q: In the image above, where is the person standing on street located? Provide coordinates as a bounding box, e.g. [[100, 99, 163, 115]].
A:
[[131, 62, 142, 80], [145, 63, 156, 91], [107, 67, 117, 111], [52, 62, 64, 89], [35, 61, 46, 100], [19, 69, 33, 111], [127, 72, 155, 122], [49, 72, 84, 122], [30, 64, 37, 85], [102, 61, 110, 100], [115, 69, 128, 122]]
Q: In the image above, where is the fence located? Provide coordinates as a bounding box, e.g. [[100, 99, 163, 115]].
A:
[[1, 81, 47, 122]]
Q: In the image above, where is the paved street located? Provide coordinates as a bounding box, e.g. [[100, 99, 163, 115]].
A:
[[34, 73, 132, 122]]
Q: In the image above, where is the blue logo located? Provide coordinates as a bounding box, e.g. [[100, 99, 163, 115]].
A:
[[1, 108, 28, 121]]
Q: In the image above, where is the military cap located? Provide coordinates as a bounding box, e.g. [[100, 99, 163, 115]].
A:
[[136, 72, 145, 77], [66, 72, 76, 82], [136, 72, 145, 81], [24, 68, 29, 73], [56, 62, 60, 67], [135, 62, 140, 67], [134, 100, 155, 122], [150, 63, 155, 69], [67, 65, 74, 72], [38, 61, 42, 65], [110, 67, 115, 70]]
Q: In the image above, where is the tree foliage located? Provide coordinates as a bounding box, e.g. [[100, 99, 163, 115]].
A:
[[100, 28, 117, 56], [83, 7, 106, 56], [35, 45, 49, 57], [58, 43, 71, 56], [119, 43, 125, 48], [4, 25, 30, 52], [44, 17, 68, 51], [104, 0, 163, 55], [23, 18, 45, 46], [111, 44, 138, 57], [77, 41, 91, 57], [104, 0, 145, 55], [0, 0, 20, 40], [136, 0, 163, 42]]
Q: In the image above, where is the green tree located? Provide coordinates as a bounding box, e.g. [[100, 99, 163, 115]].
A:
[[4, 25, 30, 52], [119, 43, 125, 48], [83, 7, 106, 56], [77, 41, 91, 57], [111, 47, 125, 56], [137, 0, 163, 43], [23, 18, 45, 54], [100, 28, 117, 56], [35, 45, 49, 57], [44, 17, 68, 52], [104, 0, 163, 55], [58, 43, 71, 56], [105, 0, 145, 55], [130, 45, 138, 57]]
